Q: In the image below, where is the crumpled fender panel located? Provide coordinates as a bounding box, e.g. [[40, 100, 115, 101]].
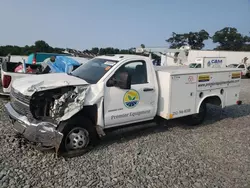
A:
[[53, 86, 88, 122], [57, 83, 105, 122], [30, 82, 105, 125]]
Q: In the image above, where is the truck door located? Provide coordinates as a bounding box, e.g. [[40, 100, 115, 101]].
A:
[[104, 60, 157, 128]]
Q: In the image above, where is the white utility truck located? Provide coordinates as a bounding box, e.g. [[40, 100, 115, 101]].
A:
[[189, 57, 227, 68], [227, 63, 250, 78], [5, 54, 242, 156], [236, 63, 250, 78]]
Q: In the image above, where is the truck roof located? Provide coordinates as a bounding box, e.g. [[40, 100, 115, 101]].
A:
[[97, 54, 148, 61], [156, 66, 241, 75]]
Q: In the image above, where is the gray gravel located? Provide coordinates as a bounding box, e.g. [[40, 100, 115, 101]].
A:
[[0, 79, 250, 188]]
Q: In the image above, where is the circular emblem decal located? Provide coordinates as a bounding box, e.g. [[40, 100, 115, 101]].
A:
[[123, 89, 140, 108], [188, 76, 194, 82]]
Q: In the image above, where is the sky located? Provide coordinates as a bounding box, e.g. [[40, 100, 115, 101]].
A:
[[0, 0, 249, 50]]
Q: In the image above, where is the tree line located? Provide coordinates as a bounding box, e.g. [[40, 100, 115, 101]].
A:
[[167, 27, 250, 51], [0, 27, 249, 57]]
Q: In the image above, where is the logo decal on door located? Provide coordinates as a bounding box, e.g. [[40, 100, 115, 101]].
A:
[[123, 89, 140, 108]]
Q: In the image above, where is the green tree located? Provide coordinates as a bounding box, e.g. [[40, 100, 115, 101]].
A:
[[34, 40, 53, 52], [0, 40, 66, 56], [241, 44, 250, 51], [166, 32, 187, 49], [166, 29, 210, 50], [140, 44, 145, 48], [186, 30, 210, 50], [212, 27, 250, 51], [90, 47, 99, 54]]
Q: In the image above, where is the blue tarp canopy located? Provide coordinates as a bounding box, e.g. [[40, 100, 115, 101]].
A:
[[48, 56, 81, 73]]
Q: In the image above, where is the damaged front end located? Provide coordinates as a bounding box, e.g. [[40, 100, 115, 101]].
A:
[[6, 84, 89, 153], [30, 85, 88, 123]]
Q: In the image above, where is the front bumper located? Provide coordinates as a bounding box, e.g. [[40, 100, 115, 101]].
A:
[[5, 102, 63, 150]]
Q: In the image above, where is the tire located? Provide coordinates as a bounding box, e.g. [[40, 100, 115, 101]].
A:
[[246, 73, 250, 78], [185, 102, 207, 126], [59, 116, 99, 156]]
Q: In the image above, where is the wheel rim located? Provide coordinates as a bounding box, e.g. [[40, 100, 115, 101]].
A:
[[65, 127, 89, 151]]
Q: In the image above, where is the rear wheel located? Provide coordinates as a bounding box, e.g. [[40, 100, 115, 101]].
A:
[[246, 73, 250, 78], [59, 116, 98, 156], [185, 102, 207, 126]]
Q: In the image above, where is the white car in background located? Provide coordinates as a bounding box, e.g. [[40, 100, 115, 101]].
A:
[[227, 64, 250, 78]]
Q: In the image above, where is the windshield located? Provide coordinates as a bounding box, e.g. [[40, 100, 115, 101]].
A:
[[189, 63, 197, 68], [228, 64, 238, 68], [70, 58, 118, 84]]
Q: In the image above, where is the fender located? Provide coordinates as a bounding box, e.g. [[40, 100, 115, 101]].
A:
[[57, 104, 98, 133], [196, 94, 223, 113]]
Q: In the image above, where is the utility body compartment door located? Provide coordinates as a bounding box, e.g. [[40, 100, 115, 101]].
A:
[[169, 74, 197, 119], [224, 71, 241, 107], [195, 71, 241, 108]]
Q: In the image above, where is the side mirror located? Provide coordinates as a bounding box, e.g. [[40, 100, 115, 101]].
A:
[[107, 72, 131, 89]]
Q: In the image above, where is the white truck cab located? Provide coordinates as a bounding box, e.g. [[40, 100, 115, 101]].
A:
[[236, 64, 250, 78], [227, 63, 250, 78], [5, 54, 242, 156], [190, 57, 227, 68]]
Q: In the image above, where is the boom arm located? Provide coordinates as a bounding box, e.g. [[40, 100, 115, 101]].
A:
[[135, 46, 190, 65]]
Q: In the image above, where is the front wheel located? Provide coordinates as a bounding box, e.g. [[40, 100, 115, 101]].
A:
[[184, 102, 207, 126], [246, 73, 250, 78], [59, 116, 99, 156], [64, 127, 90, 151]]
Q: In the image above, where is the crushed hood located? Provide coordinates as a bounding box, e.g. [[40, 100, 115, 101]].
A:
[[12, 73, 89, 96]]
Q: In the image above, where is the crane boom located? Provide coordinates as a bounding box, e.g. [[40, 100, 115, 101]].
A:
[[135, 46, 191, 66], [135, 47, 188, 54]]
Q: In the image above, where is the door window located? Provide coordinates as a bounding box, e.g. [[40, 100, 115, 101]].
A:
[[196, 64, 202, 68], [112, 61, 148, 85], [238, 65, 245, 69]]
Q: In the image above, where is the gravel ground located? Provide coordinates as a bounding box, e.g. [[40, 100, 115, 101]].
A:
[[0, 80, 250, 188]]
